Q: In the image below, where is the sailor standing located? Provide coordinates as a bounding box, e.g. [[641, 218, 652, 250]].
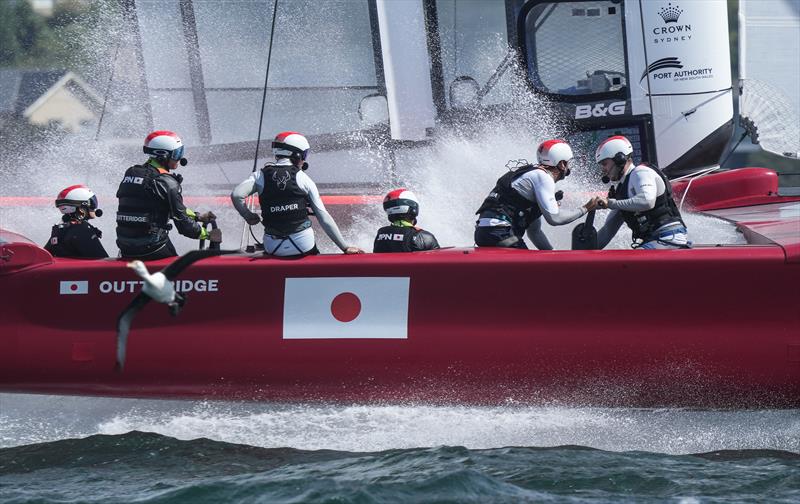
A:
[[116, 130, 220, 260], [474, 139, 599, 249], [594, 135, 690, 249], [231, 131, 363, 257]]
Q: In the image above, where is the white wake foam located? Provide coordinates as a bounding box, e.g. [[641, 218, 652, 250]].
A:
[[1, 394, 797, 454]]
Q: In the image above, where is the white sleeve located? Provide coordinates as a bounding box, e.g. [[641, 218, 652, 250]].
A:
[[526, 218, 553, 250], [230, 172, 261, 219], [540, 206, 587, 226], [297, 171, 349, 251], [609, 167, 660, 212], [597, 210, 625, 249], [523, 170, 585, 226]]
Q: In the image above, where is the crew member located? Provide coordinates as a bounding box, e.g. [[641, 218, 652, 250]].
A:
[[44, 185, 108, 259], [231, 131, 363, 257], [594, 135, 690, 249], [475, 139, 599, 249], [373, 188, 440, 253], [116, 130, 220, 261]]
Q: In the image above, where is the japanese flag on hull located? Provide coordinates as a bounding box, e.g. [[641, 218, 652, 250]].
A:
[[283, 277, 410, 339]]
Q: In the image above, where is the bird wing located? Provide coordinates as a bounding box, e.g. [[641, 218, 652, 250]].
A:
[[161, 249, 238, 280], [115, 293, 151, 372]]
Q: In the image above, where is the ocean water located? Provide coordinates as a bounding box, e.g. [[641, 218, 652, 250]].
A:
[[1, 395, 798, 503]]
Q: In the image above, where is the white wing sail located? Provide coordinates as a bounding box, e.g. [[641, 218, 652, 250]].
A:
[[739, 0, 800, 158]]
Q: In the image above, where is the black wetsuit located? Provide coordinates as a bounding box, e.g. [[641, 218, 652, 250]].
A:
[[44, 218, 108, 259], [373, 223, 440, 253], [116, 161, 203, 261]]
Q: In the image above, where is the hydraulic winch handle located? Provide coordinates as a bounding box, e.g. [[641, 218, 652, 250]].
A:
[[199, 220, 220, 251]]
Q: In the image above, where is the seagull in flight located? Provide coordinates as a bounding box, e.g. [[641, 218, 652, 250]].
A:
[[116, 249, 236, 371]]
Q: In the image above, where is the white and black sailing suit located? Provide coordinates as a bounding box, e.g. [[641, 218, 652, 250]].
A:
[[373, 220, 440, 253], [597, 163, 689, 249], [475, 165, 587, 249], [231, 158, 350, 257], [115, 159, 208, 260]]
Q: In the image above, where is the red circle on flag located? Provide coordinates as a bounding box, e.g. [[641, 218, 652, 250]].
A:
[[70, 283, 78, 291], [331, 292, 361, 322]]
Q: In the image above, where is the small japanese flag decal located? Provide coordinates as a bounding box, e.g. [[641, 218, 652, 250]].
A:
[[59, 280, 88, 295], [283, 277, 409, 339]]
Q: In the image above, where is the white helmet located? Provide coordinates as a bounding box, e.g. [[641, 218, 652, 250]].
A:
[[595, 135, 633, 164], [536, 139, 574, 168], [143, 130, 185, 161], [55, 185, 100, 215], [272, 131, 310, 160], [383, 188, 419, 219]]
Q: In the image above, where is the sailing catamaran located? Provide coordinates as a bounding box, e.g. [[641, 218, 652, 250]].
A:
[[1, 0, 798, 407]]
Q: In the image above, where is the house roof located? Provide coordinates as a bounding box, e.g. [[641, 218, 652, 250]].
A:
[[18, 70, 70, 114], [0, 69, 22, 114]]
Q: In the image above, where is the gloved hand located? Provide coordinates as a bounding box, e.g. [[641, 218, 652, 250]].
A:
[[197, 211, 217, 223], [209, 228, 222, 243], [245, 214, 261, 226], [584, 197, 600, 212]]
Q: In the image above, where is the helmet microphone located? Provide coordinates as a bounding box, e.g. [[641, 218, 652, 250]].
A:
[[179, 158, 188, 166], [601, 175, 610, 184], [94, 209, 104, 217]]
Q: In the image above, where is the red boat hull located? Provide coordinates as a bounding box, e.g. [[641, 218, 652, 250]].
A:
[[1, 169, 799, 407]]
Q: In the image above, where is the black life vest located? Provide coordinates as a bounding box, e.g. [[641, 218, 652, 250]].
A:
[[373, 224, 440, 253], [115, 163, 174, 237], [258, 163, 311, 236], [44, 220, 106, 258], [614, 164, 685, 241], [476, 165, 543, 234]]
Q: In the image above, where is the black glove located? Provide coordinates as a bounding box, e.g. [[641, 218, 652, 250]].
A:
[[197, 211, 217, 223]]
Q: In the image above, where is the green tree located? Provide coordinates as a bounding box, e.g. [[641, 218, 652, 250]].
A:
[[14, 0, 52, 57], [0, 2, 21, 65], [48, 0, 86, 29]]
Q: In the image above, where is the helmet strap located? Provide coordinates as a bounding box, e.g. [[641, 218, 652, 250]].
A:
[[543, 165, 563, 182], [611, 164, 625, 181]]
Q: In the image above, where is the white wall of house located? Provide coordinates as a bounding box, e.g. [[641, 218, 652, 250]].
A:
[[25, 87, 96, 133]]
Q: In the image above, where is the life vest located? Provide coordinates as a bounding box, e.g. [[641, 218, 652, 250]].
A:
[[116, 163, 174, 236], [373, 224, 440, 253], [615, 164, 685, 241], [258, 163, 311, 236], [45, 220, 105, 258], [476, 165, 543, 234]]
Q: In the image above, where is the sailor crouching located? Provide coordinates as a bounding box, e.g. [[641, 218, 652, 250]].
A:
[[45, 185, 108, 259], [474, 139, 600, 250], [373, 188, 440, 253], [594, 135, 690, 249]]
